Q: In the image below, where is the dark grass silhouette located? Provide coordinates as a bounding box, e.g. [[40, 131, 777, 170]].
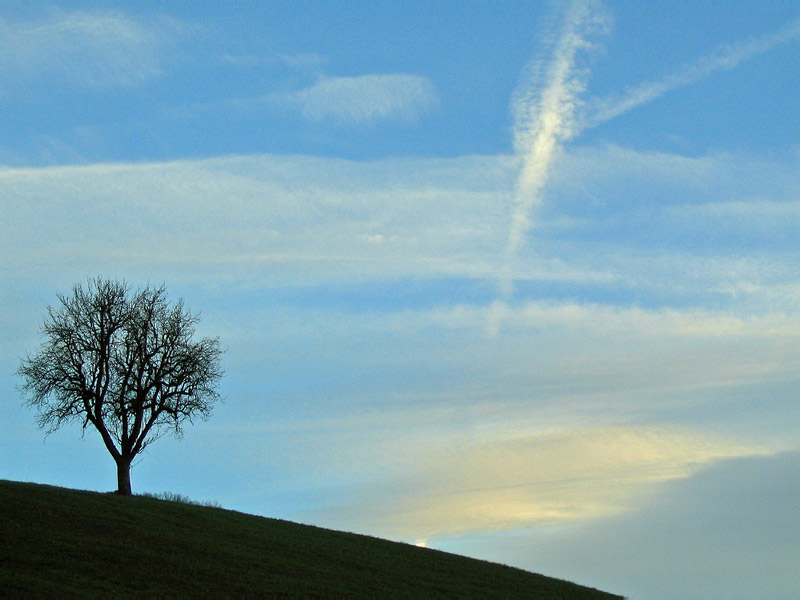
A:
[[1, 480, 623, 598]]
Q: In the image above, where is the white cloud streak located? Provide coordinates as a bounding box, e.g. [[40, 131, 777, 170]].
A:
[[267, 74, 440, 125], [0, 154, 514, 290], [2, 147, 797, 306], [584, 15, 800, 128], [506, 2, 598, 280], [490, 0, 608, 334]]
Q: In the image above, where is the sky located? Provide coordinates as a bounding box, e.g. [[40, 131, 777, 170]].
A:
[[1, 1, 799, 598]]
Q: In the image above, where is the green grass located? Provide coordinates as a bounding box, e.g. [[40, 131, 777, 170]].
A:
[[1, 480, 622, 598]]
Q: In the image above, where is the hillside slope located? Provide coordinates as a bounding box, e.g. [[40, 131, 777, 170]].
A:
[[0, 480, 622, 598]]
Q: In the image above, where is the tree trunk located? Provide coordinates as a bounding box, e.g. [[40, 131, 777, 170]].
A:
[[116, 457, 133, 495]]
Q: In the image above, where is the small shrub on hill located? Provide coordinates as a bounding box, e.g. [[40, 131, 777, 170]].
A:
[[139, 490, 221, 508]]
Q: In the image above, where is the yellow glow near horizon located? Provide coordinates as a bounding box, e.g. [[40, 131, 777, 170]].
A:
[[335, 425, 771, 542]]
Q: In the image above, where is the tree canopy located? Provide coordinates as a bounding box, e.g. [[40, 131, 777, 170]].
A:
[[18, 278, 224, 495]]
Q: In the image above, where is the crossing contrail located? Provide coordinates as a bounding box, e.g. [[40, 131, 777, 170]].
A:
[[584, 15, 800, 130], [489, 5, 799, 336]]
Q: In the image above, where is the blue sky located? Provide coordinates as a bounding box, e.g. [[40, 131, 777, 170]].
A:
[[2, 2, 799, 598]]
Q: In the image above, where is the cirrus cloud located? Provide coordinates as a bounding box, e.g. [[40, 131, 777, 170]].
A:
[[0, 9, 190, 95], [266, 73, 440, 125]]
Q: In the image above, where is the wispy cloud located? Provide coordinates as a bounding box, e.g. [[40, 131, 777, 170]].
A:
[[584, 15, 800, 128], [216, 51, 327, 72], [2, 147, 797, 301], [0, 9, 189, 94], [0, 153, 512, 294], [266, 74, 440, 125]]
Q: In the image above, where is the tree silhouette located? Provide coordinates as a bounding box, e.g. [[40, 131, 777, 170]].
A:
[[18, 279, 224, 495]]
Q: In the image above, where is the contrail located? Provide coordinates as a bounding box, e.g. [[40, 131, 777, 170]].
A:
[[584, 15, 800, 129], [489, 8, 799, 335], [489, 0, 607, 335]]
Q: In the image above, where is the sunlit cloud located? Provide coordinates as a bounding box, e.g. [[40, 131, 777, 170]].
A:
[[266, 74, 440, 125], [315, 426, 768, 541], [202, 293, 798, 542]]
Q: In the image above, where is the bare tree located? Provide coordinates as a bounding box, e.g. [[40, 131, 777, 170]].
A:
[[18, 279, 224, 495]]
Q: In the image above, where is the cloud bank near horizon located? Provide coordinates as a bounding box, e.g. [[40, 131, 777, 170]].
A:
[[434, 451, 800, 599]]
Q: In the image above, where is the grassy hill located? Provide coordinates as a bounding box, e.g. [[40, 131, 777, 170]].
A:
[[1, 480, 622, 598]]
